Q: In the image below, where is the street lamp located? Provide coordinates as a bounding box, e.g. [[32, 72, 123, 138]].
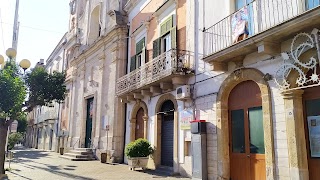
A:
[[0, 48, 31, 72]]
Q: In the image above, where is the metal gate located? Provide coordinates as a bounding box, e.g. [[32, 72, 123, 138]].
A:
[[160, 100, 174, 167]]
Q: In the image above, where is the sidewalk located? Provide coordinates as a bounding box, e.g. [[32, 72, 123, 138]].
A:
[[4, 147, 190, 180]]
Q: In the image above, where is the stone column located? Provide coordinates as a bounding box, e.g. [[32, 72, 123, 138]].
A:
[[143, 116, 148, 139], [282, 90, 309, 180], [130, 118, 136, 142]]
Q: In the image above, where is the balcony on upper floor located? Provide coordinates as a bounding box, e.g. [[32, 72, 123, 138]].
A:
[[203, 0, 320, 70], [36, 108, 58, 125], [116, 49, 194, 99]]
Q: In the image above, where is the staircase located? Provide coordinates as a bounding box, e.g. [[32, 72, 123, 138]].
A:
[[60, 148, 96, 161]]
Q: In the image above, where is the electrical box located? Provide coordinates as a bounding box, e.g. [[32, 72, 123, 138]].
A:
[[191, 120, 207, 180], [191, 120, 207, 134]]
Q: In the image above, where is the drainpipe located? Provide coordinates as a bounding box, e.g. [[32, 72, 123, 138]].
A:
[[122, 24, 130, 163]]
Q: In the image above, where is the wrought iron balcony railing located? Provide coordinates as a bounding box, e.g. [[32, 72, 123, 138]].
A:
[[116, 49, 194, 96], [203, 0, 320, 56]]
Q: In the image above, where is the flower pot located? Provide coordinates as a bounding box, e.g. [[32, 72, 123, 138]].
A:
[[59, 147, 64, 155], [128, 157, 149, 171]]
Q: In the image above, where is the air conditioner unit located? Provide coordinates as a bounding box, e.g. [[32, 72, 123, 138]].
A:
[[176, 85, 191, 100]]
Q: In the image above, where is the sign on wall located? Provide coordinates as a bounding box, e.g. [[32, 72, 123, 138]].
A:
[[180, 109, 193, 130], [10, 120, 18, 133], [307, 116, 320, 157]]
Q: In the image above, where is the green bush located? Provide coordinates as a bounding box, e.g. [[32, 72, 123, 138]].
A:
[[8, 132, 23, 150], [125, 138, 154, 158]]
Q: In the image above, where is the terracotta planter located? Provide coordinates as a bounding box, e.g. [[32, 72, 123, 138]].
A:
[[127, 157, 149, 171]]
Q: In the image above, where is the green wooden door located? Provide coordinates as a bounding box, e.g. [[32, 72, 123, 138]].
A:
[[85, 98, 94, 148]]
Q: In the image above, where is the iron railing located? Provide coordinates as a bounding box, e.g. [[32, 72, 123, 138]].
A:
[[116, 49, 194, 96], [203, 0, 320, 56]]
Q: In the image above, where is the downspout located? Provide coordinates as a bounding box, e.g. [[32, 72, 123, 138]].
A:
[[122, 25, 130, 163]]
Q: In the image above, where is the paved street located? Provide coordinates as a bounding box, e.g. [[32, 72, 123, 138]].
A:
[[4, 147, 190, 180]]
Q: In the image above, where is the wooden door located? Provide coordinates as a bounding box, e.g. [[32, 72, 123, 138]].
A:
[[85, 98, 93, 148], [303, 85, 320, 180], [229, 81, 266, 180], [135, 108, 145, 140]]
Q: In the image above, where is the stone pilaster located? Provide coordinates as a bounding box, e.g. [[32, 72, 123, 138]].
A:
[[130, 118, 136, 142], [282, 90, 309, 180], [143, 116, 148, 139]]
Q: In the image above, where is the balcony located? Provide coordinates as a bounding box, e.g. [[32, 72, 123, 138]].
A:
[[116, 49, 194, 98], [36, 109, 58, 124], [203, 0, 320, 70]]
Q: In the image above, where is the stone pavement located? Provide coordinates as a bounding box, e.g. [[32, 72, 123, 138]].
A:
[[4, 147, 190, 180]]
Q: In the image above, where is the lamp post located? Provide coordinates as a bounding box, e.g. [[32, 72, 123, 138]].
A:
[[0, 48, 31, 152], [0, 48, 31, 71]]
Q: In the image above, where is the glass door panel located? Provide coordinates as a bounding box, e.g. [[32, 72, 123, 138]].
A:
[[248, 106, 265, 154], [231, 109, 246, 153]]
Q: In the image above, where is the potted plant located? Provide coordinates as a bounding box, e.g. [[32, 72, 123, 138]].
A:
[[125, 138, 154, 171]]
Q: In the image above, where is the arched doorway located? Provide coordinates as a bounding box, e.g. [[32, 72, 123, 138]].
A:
[[216, 68, 275, 180], [229, 80, 266, 180], [130, 101, 148, 141], [135, 108, 145, 140], [160, 100, 175, 167]]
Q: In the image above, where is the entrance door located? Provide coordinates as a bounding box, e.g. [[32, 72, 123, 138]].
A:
[[85, 98, 94, 148], [160, 100, 174, 167], [135, 108, 144, 139], [303, 85, 320, 180], [229, 81, 266, 180]]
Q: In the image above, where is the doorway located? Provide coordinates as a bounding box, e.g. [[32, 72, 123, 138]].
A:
[[162, 33, 172, 70], [160, 100, 174, 167], [303, 85, 320, 180], [229, 80, 266, 180], [85, 98, 94, 148], [135, 108, 145, 140]]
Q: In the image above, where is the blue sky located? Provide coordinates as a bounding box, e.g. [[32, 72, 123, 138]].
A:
[[0, 0, 69, 68]]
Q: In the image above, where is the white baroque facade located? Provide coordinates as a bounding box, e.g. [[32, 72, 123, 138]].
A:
[[60, 0, 128, 162]]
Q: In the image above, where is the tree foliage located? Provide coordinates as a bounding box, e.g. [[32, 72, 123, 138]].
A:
[[17, 113, 27, 133], [7, 132, 23, 150], [25, 66, 66, 110], [0, 60, 26, 120]]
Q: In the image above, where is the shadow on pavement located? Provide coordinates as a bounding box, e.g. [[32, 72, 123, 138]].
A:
[[7, 147, 90, 180]]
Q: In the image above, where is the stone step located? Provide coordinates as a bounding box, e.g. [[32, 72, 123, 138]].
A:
[[63, 153, 93, 159], [74, 148, 94, 152], [68, 150, 92, 155], [60, 155, 95, 161]]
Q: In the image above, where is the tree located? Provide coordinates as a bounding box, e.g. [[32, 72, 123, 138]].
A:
[[17, 113, 27, 133], [25, 66, 66, 110], [0, 60, 26, 175]]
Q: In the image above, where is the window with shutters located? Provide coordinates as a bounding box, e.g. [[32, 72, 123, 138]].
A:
[[130, 37, 146, 72], [153, 15, 177, 58]]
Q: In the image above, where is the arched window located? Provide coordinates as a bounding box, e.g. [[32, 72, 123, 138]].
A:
[[88, 5, 101, 44]]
